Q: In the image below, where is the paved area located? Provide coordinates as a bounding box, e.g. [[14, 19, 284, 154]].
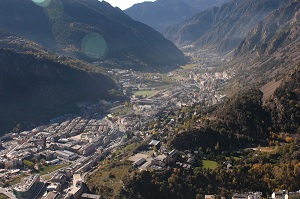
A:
[[127, 152, 153, 162]]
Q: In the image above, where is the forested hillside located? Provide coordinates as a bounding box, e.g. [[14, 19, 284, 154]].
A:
[[0, 48, 123, 133], [266, 66, 300, 134]]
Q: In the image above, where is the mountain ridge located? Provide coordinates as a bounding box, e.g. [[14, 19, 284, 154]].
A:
[[0, 0, 185, 69], [229, 0, 300, 85], [124, 0, 230, 32], [163, 0, 290, 54], [235, 0, 300, 57]]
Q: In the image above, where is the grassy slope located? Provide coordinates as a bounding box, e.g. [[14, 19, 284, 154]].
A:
[[87, 163, 132, 198], [202, 160, 218, 169]]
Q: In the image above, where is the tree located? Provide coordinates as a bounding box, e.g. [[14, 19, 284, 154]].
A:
[[215, 142, 220, 151], [12, 124, 21, 133], [23, 160, 35, 169], [124, 101, 130, 107], [153, 145, 157, 152]]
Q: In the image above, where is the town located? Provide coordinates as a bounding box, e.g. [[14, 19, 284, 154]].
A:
[[0, 66, 298, 199]]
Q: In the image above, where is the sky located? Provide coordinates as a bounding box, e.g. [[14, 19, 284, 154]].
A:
[[102, 0, 156, 10]]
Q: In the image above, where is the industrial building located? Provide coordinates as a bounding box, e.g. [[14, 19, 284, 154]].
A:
[[13, 174, 44, 199], [55, 150, 78, 160]]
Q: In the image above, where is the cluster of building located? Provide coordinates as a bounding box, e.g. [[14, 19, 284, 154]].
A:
[[0, 115, 122, 168], [205, 190, 300, 199], [127, 139, 201, 172], [10, 167, 103, 199], [6, 142, 110, 199], [185, 48, 229, 65], [108, 69, 153, 95], [127, 144, 178, 172], [0, 35, 29, 49], [0, 109, 128, 198], [100, 66, 233, 149], [171, 67, 231, 107], [111, 65, 231, 111], [12, 174, 43, 199]]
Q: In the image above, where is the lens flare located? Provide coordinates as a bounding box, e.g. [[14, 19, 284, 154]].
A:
[[32, 0, 51, 7], [45, 0, 64, 19], [81, 33, 108, 59]]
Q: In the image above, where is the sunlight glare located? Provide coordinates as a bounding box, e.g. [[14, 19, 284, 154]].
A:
[[81, 33, 108, 59], [32, 0, 51, 7]]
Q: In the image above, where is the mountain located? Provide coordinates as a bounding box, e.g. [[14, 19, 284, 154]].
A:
[[0, 29, 50, 53], [236, 0, 300, 56], [124, 0, 230, 32], [0, 0, 185, 69], [266, 66, 300, 134], [0, 31, 124, 133], [231, 0, 300, 130], [220, 0, 300, 132], [225, 0, 300, 85], [163, 0, 290, 53]]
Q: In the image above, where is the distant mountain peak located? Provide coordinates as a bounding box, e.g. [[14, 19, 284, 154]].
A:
[[124, 0, 230, 31]]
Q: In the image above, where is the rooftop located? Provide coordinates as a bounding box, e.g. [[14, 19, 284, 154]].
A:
[[55, 150, 77, 157], [13, 174, 39, 192], [133, 158, 146, 166], [82, 193, 101, 199], [149, 140, 160, 146]]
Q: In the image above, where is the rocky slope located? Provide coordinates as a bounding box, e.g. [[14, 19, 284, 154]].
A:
[[230, 0, 300, 84], [163, 0, 290, 53], [0, 0, 185, 68], [235, 0, 300, 58]]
